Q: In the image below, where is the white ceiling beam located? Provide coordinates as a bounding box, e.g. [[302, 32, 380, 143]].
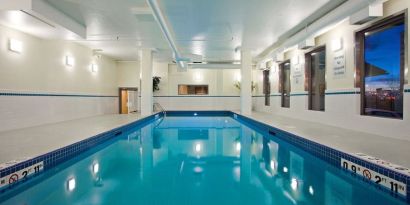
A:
[[0, 0, 32, 10], [259, 0, 387, 61], [31, 0, 86, 39], [0, 0, 86, 39]]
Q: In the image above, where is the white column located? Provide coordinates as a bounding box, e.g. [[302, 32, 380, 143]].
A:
[[240, 50, 252, 115], [140, 49, 153, 116]]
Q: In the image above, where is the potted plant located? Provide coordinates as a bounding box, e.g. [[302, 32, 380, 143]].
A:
[[234, 81, 257, 91], [153, 76, 161, 92]]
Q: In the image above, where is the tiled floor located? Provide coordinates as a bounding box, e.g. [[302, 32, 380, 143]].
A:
[[235, 111, 410, 168], [0, 114, 144, 165]]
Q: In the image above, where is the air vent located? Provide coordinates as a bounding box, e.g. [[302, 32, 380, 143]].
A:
[[350, 3, 383, 25], [134, 14, 155, 22], [298, 38, 315, 50]]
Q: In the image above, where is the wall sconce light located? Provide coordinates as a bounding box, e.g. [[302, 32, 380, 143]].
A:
[[67, 177, 76, 191], [332, 38, 343, 51], [91, 64, 98, 73], [292, 56, 299, 65], [9, 38, 22, 53], [65, 56, 74, 67], [235, 73, 241, 82], [194, 72, 202, 81]]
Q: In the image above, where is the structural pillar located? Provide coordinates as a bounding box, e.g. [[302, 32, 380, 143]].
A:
[[140, 49, 153, 116], [240, 50, 252, 115]]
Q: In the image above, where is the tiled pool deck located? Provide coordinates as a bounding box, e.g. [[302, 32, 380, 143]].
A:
[[234, 111, 410, 168], [0, 114, 145, 165]]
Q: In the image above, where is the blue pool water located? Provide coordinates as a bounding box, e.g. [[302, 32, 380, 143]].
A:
[[0, 116, 407, 205]]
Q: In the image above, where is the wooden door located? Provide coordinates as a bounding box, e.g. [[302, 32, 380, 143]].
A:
[[121, 90, 128, 114]]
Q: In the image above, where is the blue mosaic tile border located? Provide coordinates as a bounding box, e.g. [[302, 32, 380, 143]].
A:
[[165, 110, 231, 117], [251, 92, 360, 97], [290, 93, 308, 96], [153, 95, 240, 98], [0, 112, 163, 188], [325, 91, 360, 95], [232, 112, 410, 203], [0, 92, 118, 98]]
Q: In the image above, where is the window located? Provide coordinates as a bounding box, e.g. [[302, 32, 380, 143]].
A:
[[356, 13, 405, 119], [263, 70, 271, 106], [178, 85, 209, 95], [279, 60, 291, 108], [305, 47, 326, 111]]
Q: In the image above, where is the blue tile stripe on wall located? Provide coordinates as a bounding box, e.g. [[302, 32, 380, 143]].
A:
[[0, 92, 118, 98]]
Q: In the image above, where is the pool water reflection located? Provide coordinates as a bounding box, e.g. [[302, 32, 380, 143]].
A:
[[0, 116, 406, 205]]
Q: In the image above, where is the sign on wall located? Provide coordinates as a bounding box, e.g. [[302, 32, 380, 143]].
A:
[[292, 64, 303, 85], [333, 50, 345, 78]]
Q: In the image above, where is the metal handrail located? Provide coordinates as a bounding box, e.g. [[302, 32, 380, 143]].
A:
[[153, 102, 166, 128], [153, 102, 166, 116]]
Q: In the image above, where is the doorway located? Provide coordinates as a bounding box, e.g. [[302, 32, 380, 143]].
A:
[[119, 88, 139, 114]]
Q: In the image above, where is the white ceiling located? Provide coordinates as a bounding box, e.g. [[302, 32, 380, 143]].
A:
[[0, 0, 347, 62]]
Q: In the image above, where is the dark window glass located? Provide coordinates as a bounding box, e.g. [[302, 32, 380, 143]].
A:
[[263, 70, 271, 106], [178, 85, 208, 95], [280, 61, 291, 108], [363, 22, 404, 119], [307, 48, 326, 111]]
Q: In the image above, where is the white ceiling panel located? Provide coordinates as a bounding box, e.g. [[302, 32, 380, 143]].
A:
[[0, 0, 347, 62]]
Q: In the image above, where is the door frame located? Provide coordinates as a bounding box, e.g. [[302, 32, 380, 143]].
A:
[[279, 60, 291, 108], [118, 87, 138, 114], [305, 46, 326, 111]]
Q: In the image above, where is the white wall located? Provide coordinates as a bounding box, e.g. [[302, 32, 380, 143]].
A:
[[253, 0, 410, 141], [0, 24, 118, 132], [153, 64, 242, 110], [117, 61, 140, 88]]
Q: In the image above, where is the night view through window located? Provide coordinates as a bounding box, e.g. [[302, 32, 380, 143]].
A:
[[364, 23, 405, 119]]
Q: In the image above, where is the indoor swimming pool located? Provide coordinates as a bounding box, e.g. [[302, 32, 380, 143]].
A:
[[0, 113, 407, 205]]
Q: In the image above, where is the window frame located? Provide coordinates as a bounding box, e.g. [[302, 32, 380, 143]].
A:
[[279, 60, 291, 108], [305, 46, 326, 111], [355, 11, 407, 119], [177, 84, 209, 95]]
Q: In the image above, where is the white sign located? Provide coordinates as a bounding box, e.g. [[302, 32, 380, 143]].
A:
[[333, 50, 345, 78], [292, 64, 303, 85], [341, 158, 407, 197], [0, 161, 44, 189]]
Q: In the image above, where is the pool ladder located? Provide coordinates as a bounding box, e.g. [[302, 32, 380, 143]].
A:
[[153, 102, 166, 117], [153, 102, 166, 127]]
